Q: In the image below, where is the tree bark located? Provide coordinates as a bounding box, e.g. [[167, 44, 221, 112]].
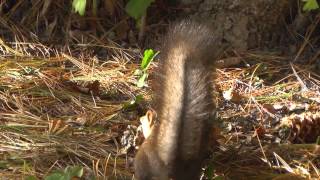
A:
[[180, 0, 297, 51]]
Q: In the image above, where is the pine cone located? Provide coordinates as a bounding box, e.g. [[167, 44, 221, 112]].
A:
[[279, 112, 320, 143]]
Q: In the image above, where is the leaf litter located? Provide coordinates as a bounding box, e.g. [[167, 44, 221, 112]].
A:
[[0, 1, 319, 179]]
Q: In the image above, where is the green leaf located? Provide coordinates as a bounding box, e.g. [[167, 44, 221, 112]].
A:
[[72, 0, 87, 16], [65, 166, 83, 177], [135, 94, 144, 102], [137, 73, 148, 88], [125, 0, 155, 20], [25, 176, 38, 180], [44, 166, 83, 180], [44, 173, 65, 180], [122, 94, 144, 109], [204, 163, 215, 179], [302, 0, 319, 11], [135, 49, 157, 88], [141, 49, 158, 71]]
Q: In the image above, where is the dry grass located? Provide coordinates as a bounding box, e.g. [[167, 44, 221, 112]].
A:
[[212, 52, 320, 179], [0, 40, 319, 179], [0, 38, 147, 179], [0, 1, 320, 179]]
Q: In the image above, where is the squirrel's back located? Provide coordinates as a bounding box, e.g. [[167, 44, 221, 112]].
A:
[[134, 20, 222, 180]]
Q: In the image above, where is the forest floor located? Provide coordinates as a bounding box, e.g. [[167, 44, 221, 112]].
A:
[[0, 1, 320, 180]]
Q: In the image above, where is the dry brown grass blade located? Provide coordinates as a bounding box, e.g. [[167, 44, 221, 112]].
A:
[[0, 2, 319, 178], [0, 30, 144, 178], [0, 37, 24, 56]]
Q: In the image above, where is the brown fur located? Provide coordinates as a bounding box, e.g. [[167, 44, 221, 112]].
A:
[[134, 20, 223, 180]]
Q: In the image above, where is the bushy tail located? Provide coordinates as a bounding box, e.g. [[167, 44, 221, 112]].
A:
[[135, 20, 225, 180]]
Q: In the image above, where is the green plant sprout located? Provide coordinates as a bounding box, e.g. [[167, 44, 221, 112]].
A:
[[123, 94, 144, 110], [72, 0, 86, 16], [302, 0, 319, 11], [44, 166, 83, 180], [72, 0, 154, 20], [135, 49, 159, 88], [125, 0, 155, 20]]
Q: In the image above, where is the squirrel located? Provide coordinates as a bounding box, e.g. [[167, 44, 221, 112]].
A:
[[134, 20, 224, 180]]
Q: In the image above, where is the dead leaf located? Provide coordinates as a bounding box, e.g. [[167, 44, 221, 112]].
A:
[[139, 110, 155, 138], [86, 80, 100, 96], [216, 57, 241, 68], [262, 104, 277, 114], [253, 126, 266, 137], [223, 87, 243, 103]]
